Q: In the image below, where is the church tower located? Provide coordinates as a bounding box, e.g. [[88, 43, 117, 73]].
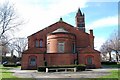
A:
[[75, 8, 85, 32]]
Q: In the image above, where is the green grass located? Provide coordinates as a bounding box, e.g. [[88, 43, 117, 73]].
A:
[[0, 65, 36, 80], [0, 64, 119, 80], [0, 65, 18, 78], [101, 70, 119, 78]]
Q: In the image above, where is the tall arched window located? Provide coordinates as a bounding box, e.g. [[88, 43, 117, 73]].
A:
[[35, 40, 39, 48], [58, 42, 64, 53], [29, 57, 36, 66], [87, 57, 92, 64], [40, 40, 43, 48], [72, 43, 76, 53]]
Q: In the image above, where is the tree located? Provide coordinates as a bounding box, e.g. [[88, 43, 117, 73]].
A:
[[0, 1, 23, 42], [100, 30, 120, 62], [9, 38, 28, 57], [100, 40, 112, 61], [109, 30, 120, 62], [0, 1, 24, 57], [1, 40, 10, 56]]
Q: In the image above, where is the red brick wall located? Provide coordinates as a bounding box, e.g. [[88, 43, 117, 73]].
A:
[[47, 33, 75, 53], [45, 53, 76, 66], [28, 22, 90, 49], [89, 30, 94, 49], [79, 53, 101, 68], [21, 54, 44, 69]]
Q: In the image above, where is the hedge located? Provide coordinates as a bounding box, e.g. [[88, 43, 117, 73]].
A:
[[38, 64, 86, 72], [101, 61, 117, 65], [3, 64, 17, 67]]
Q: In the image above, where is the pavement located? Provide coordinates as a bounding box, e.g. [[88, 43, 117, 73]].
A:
[[10, 67, 118, 78]]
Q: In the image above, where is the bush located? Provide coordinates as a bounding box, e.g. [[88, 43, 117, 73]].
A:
[[76, 65, 86, 71], [101, 61, 117, 65], [3, 64, 17, 67], [37, 66, 46, 72], [86, 64, 96, 69], [37, 64, 86, 72]]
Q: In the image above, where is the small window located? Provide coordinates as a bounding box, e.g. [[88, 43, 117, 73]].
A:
[[58, 42, 64, 53], [40, 40, 43, 48], [87, 57, 92, 64], [29, 57, 36, 66], [72, 43, 76, 53], [35, 40, 39, 48]]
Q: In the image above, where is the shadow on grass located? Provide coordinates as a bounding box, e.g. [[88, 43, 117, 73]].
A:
[[2, 71, 14, 73], [0, 67, 12, 70], [102, 63, 120, 68]]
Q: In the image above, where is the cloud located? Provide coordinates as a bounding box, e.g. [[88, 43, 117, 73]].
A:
[[0, 0, 89, 37], [87, 0, 119, 2], [86, 15, 118, 30], [94, 37, 106, 50]]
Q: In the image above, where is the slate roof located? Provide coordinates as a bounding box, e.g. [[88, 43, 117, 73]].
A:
[[52, 27, 69, 33]]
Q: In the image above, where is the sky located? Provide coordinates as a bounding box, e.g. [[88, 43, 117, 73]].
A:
[[0, 0, 119, 50]]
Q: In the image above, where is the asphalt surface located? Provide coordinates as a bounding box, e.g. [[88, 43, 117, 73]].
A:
[[10, 68, 118, 78]]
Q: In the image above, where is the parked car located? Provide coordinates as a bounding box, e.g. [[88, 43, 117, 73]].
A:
[[16, 61, 21, 66], [2, 61, 8, 65]]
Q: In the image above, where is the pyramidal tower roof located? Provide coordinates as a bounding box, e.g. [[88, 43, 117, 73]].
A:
[[77, 8, 83, 16], [52, 27, 68, 33]]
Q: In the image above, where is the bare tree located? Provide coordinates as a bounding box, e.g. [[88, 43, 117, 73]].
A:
[[100, 30, 120, 62], [109, 30, 120, 62], [100, 40, 112, 61], [0, 1, 24, 58], [1, 40, 10, 56], [9, 38, 28, 58], [100, 44, 108, 61], [0, 1, 23, 41]]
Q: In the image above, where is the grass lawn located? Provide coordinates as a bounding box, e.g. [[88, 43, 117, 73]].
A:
[[0, 64, 119, 80], [101, 70, 119, 78], [0, 64, 55, 80], [0, 65, 18, 78], [0, 65, 36, 80]]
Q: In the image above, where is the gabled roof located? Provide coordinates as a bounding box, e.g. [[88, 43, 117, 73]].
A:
[[28, 20, 75, 37], [28, 19, 89, 38]]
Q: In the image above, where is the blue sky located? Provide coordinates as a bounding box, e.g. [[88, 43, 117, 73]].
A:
[[0, 0, 119, 50], [62, 2, 118, 50]]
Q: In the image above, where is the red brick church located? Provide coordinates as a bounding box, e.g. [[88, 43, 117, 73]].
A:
[[21, 8, 101, 70]]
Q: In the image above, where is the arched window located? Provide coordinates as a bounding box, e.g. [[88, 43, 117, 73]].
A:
[[72, 43, 76, 53], [87, 57, 92, 64], [58, 42, 64, 53], [40, 40, 43, 48], [35, 40, 39, 48], [29, 57, 36, 66]]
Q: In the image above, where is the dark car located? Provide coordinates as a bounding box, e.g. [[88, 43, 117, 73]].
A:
[[2, 61, 8, 65], [16, 61, 21, 66]]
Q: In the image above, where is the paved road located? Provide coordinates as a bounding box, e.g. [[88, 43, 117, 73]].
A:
[[10, 68, 118, 78]]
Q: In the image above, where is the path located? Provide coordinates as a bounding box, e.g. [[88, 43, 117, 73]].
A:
[[10, 68, 118, 78]]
